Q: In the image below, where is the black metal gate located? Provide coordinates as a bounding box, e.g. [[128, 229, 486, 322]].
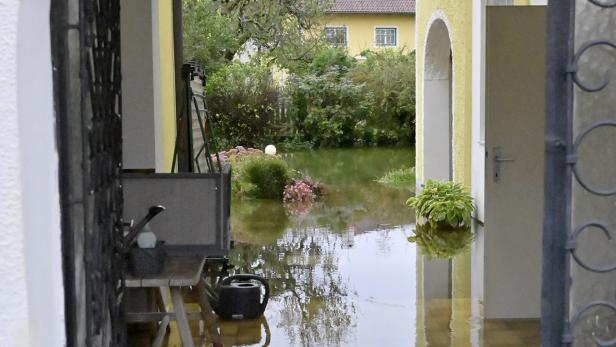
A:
[[51, 0, 125, 345], [543, 0, 616, 346]]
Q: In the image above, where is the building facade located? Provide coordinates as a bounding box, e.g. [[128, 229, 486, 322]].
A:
[[417, 0, 616, 345], [323, 0, 416, 56]]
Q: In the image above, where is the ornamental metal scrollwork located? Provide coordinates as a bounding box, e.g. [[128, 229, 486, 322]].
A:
[[569, 40, 616, 92], [589, 0, 616, 8], [563, 1, 616, 346], [81, 0, 125, 344], [569, 121, 616, 196], [566, 221, 616, 273], [567, 301, 616, 347]]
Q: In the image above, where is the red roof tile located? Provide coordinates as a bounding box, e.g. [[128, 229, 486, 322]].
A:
[[325, 0, 415, 14]]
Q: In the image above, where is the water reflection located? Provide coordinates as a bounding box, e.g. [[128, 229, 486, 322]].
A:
[[410, 224, 474, 259], [218, 316, 271, 346], [228, 148, 415, 346], [216, 148, 539, 347]]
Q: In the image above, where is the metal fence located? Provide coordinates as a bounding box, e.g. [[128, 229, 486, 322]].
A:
[[51, 0, 126, 345]]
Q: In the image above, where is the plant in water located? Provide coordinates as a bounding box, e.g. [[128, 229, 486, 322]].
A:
[[283, 179, 315, 203], [376, 166, 416, 186], [406, 179, 474, 228], [232, 155, 291, 199], [409, 224, 474, 259], [283, 177, 324, 215]]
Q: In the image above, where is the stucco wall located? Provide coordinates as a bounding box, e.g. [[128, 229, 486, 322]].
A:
[[121, 0, 157, 170], [325, 14, 416, 55], [416, 2, 473, 187], [0, 1, 30, 346], [1, 0, 66, 346], [415, 3, 474, 346], [123, 0, 176, 172], [156, 0, 177, 173]]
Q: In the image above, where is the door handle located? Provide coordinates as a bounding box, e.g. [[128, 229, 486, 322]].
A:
[[493, 147, 514, 182]]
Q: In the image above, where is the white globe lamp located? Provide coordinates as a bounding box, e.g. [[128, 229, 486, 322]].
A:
[[265, 144, 277, 156]]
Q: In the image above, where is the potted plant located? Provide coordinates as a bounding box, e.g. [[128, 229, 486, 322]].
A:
[[406, 179, 475, 229]]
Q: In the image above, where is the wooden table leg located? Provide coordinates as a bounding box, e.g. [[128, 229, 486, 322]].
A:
[[152, 315, 170, 347], [152, 286, 170, 347], [171, 287, 195, 347], [196, 279, 223, 347]]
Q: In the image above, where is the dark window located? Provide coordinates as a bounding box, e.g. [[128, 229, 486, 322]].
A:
[[325, 27, 347, 47], [375, 27, 397, 47]]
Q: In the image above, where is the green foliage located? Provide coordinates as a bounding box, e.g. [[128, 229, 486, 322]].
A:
[[287, 69, 373, 147], [409, 224, 474, 259], [205, 62, 279, 148], [348, 50, 416, 145], [285, 49, 416, 147], [231, 155, 291, 199], [377, 167, 416, 186], [406, 180, 475, 228], [308, 47, 356, 76], [183, 0, 328, 75], [183, 0, 241, 76]]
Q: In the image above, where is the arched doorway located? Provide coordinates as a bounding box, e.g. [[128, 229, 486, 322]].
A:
[[423, 19, 453, 181]]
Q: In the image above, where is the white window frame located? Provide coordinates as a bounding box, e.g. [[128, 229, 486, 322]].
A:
[[324, 26, 348, 48], [374, 26, 398, 48]]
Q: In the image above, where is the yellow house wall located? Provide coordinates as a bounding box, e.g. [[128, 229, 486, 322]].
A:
[[157, 0, 177, 173], [416, 2, 473, 187], [416, 2, 473, 345], [325, 14, 416, 56]]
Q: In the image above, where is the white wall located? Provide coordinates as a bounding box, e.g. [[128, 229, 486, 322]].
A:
[[121, 0, 157, 170], [1, 0, 66, 346], [0, 1, 30, 345], [471, 0, 486, 304], [423, 19, 453, 182]]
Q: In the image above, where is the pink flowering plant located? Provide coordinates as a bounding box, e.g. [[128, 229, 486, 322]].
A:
[[283, 177, 323, 216], [283, 179, 314, 203], [283, 177, 323, 204]]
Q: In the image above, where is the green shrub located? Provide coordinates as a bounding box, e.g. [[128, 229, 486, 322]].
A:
[[205, 62, 280, 148], [284, 49, 416, 148], [406, 180, 475, 228], [409, 224, 473, 259], [348, 50, 416, 145], [308, 47, 356, 76], [286, 69, 373, 147], [377, 167, 416, 186], [233, 155, 290, 199]]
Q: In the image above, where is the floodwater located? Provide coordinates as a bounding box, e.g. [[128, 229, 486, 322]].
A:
[[154, 147, 539, 347], [221, 147, 539, 347], [228, 147, 416, 347]]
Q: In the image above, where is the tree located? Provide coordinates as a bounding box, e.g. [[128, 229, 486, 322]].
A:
[[183, 0, 329, 75]]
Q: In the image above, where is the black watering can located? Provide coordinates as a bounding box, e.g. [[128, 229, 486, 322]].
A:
[[208, 274, 270, 320]]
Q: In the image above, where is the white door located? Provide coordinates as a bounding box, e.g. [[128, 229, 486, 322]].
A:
[[483, 6, 546, 319]]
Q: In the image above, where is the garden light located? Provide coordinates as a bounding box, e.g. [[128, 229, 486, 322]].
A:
[[265, 144, 277, 156]]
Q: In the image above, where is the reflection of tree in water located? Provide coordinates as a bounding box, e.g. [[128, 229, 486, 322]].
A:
[[227, 148, 415, 346], [230, 222, 356, 347], [227, 184, 411, 346]]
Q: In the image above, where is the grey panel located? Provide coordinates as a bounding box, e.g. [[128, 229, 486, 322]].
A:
[[123, 175, 220, 249]]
